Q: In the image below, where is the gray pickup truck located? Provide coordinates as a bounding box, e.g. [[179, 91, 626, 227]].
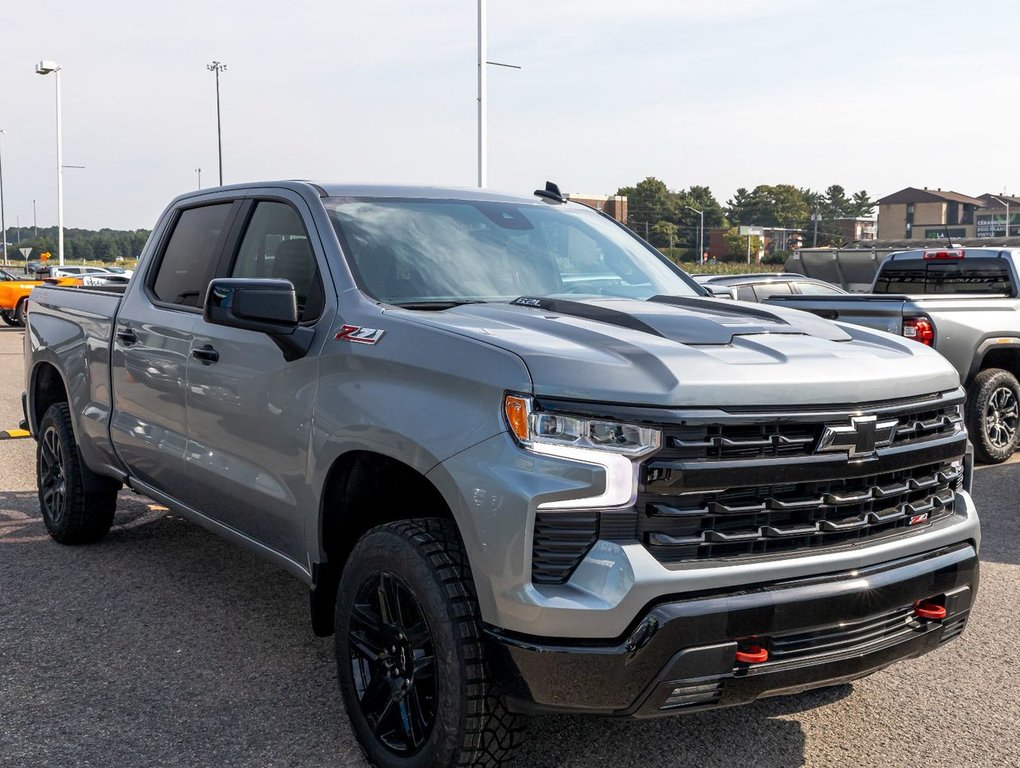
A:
[[768, 247, 1020, 464], [24, 182, 980, 768]]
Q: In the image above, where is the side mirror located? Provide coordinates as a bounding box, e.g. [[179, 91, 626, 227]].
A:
[[703, 284, 735, 299], [204, 278, 314, 361]]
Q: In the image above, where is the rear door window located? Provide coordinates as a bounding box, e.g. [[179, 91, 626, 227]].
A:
[[752, 282, 793, 300], [151, 203, 235, 307]]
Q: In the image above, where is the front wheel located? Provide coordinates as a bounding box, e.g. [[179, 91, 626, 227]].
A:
[[0, 310, 19, 327], [967, 368, 1020, 464], [36, 402, 117, 543], [14, 298, 27, 327], [335, 518, 524, 768]]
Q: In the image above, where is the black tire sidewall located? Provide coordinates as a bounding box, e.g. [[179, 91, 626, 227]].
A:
[[15, 298, 26, 327], [336, 526, 469, 768], [968, 368, 1020, 464]]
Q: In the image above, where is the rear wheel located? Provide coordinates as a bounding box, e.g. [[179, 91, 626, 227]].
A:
[[967, 368, 1020, 464], [335, 518, 524, 768], [36, 402, 117, 544]]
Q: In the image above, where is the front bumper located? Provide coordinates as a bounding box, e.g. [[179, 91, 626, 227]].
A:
[[486, 541, 978, 717]]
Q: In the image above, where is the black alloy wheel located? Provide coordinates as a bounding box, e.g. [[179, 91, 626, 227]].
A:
[[39, 421, 68, 526], [35, 402, 117, 543], [349, 571, 437, 755], [335, 519, 524, 768]]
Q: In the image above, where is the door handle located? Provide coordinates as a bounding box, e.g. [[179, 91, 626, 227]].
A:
[[116, 327, 138, 345], [192, 344, 220, 364]]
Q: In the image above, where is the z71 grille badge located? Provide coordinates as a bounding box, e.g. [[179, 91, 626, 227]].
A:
[[335, 325, 385, 345]]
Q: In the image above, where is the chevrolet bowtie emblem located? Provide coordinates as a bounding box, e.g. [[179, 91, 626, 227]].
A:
[[817, 415, 898, 459]]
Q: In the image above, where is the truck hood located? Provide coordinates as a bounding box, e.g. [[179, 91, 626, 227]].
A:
[[390, 296, 960, 407]]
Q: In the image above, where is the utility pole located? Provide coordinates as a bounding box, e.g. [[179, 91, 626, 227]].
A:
[[207, 61, 227, 186], [686, 205, 704, 263], [0, 129, 7, 266], [33, 200, 37, 237], [811, 212, 820, 247], [195, 167, 202, 190]]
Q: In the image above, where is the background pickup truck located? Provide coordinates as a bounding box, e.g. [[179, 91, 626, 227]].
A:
[[767, 247, 1020, 463], [24, 182, 980, 768]]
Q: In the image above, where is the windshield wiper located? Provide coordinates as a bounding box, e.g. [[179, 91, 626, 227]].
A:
[[390, 299, 489, 311]]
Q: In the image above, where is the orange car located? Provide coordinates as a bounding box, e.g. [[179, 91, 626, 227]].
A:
[[0, 268, 79, 327]]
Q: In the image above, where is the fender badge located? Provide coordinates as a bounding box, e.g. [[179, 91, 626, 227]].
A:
[[335, 325, 385, 345]]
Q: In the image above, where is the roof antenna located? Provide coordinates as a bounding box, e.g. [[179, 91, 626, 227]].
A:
[[534, 181, 566, 203]]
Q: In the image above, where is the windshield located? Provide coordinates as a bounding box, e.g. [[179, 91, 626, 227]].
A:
[[325, 197, 701, 306]]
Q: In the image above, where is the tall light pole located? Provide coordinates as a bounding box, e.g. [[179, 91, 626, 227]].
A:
[[476, 1, 520, 188], [195, 167, 202, 189], [0, 129, 7, 266], [207, 61, 227, 186], [686, 204, 704, 262], [35, 60, 64, 266], [992, 195, 1011, 239]]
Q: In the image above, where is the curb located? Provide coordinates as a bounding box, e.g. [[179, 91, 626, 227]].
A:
[[0, 429, 30, 440]]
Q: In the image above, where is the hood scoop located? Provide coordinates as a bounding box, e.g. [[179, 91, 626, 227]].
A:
[[509, 295, 847, 345]]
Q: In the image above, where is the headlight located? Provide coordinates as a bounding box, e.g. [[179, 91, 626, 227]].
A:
[[503, 394, 661, 510], [503, 395, 661, 457]]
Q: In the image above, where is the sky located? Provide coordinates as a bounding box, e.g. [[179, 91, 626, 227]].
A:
[[1, 0, 1019, 231]]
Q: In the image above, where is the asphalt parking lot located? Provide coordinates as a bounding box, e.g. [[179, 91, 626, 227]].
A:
[[1, 325, 1018, 768]]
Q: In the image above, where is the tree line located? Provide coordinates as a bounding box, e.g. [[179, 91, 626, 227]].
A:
[[1, 226, 150, 263], [617, 177, 875, 256]]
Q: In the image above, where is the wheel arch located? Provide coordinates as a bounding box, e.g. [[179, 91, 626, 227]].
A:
[[309, 449, 459, 637], [967, 338, 1020, 385]]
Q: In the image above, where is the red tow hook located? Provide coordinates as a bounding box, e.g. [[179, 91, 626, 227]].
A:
[[735, 644, 769, 664], [914, 599, 947, 621]]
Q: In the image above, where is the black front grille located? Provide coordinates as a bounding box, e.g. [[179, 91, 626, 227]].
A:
[[658, 397, 963, 462], [639, 461, 962, 564]]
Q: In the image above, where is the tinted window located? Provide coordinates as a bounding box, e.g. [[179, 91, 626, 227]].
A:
[[794, 281, 843, 295], [152, 204, 234, 307], [230, 201, 324, 320], [736, 286, 757, 302], [875, 258, 1013, 295], [752, 282, 793, 300]]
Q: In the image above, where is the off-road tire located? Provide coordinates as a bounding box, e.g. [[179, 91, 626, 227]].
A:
[[0, 310, 19, 327], [36, 402, 117, 544], [967, 367, 1020, 464], [14, 298, 27, 327], [335, 518, 525, 768]]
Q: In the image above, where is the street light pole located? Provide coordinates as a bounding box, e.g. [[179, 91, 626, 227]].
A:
[[0, 129, 7, 266], [686, 205, 704, 262], [195, 167, 202, 189], [207, 61, 227, 186], [36, 60, 64, 265], [477, 0, 487, 188], [991, 196, 1011, 240]]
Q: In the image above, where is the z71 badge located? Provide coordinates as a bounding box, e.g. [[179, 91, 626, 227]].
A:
[[335, 325, 385, 345]]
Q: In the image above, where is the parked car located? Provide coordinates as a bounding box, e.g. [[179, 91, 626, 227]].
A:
[[0, 268, 79, 326], [693, 272, 847, 302], [48, 265, 112, 278], [767, 247, 1020, 462], [24, 182, 979, 768]]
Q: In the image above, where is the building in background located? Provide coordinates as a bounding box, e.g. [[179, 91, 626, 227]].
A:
[[875, 187, 985, 240], [975, 193, 1020, 237], [564, 193, 627, 223], [833, 216, 877, 243]]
